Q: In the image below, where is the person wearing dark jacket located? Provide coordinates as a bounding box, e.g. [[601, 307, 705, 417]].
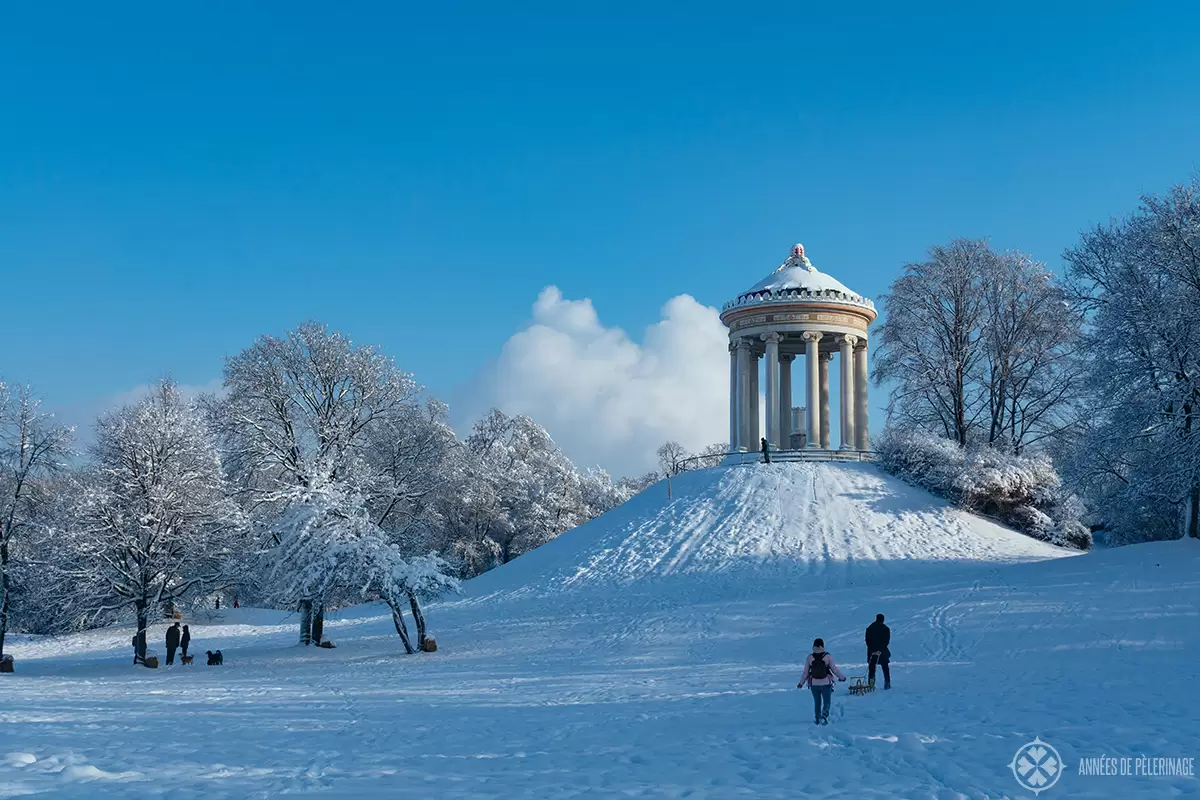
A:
[[865, 613, 891, 689], [165, 622, 181, 666], [180, 625, 191, 659], [760, 437, 771, 464]]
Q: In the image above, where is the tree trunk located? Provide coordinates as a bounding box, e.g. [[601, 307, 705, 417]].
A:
[[134, 597, 149, 663], [298, 599, 313, 645], [407, 590, 427, 650], [0, 538, 9, 660], [1189, 480, 1200, 539], [387, 598, 416, 654], [1186, 402, 1199, 539], [311, 604, 325, 645]]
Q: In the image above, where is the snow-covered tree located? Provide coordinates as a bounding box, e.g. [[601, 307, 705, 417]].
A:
[[217, 322, 468, 643], [264, 478, 459, 651], [692, 442, 730, 469], [357, 546, 459, 653], [220, 321, 421, 494], [432, 409, 633, 579], [459, 410, 587, 566], [70, 380, 242, 661], [876, 427, 1090, 549], [0, 384, 73, 659], [1063, 176, 1200, 542], [219, 322, 425, 638]]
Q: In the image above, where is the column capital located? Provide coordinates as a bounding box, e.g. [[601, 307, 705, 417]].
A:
[[779, 353, 796, 363], [837, 334, 860, 348], [760, 331, 782, 344], [853, 340, 868, 352], [801, 330, 823, 343], [820, 351, 834, 362], [734, 337, 753, 351]]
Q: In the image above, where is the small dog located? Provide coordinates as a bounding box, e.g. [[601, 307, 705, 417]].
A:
[[180, 654, 194, 665], [206, 649, 223, 666]]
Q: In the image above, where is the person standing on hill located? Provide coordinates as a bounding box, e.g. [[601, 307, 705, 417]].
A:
[[760, 437, 771, 463], [866, 613, 891, 690], [180, 625, 191, 660], [165, 622, 181, 666], [797, 638, 846, 724]]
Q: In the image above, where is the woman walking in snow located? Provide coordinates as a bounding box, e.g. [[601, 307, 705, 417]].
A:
[[798, 637, 846, 725]]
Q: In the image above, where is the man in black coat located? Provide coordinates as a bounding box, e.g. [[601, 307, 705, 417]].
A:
[[165, 622, 181, 665], [180, 625, 192, 660], [865, 613, 891, 689]]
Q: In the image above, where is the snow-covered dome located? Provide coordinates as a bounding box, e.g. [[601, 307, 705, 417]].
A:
[[722, 243, 875, 313]]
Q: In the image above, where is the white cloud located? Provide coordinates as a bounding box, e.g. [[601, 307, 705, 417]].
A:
[[462, 286, 731, 477]]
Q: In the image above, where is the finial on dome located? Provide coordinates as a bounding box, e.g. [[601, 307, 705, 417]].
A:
[[788, 242, 816, 272], [774, 242, 816, 273]]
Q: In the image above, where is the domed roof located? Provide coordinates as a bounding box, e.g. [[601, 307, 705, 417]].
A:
[[723, 243, 875, 314]]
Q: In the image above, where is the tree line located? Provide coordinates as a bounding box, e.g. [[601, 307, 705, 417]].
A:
[[874, 175, 1200, 545], [0, 323, 660, 660]]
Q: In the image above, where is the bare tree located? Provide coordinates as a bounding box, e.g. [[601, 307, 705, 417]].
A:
[[0, 384, 73, 660], [875, 239, 991, 446], [876, 239, 1078, 453], [979, 249, 1082, 453], [656, 441, 690, 476]]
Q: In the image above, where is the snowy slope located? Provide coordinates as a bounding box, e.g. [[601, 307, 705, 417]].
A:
[[467, 461, 1073, 599], [3, 464, 1197, 799]]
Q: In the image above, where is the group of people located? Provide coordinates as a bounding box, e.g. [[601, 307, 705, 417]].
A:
[[132, 621, 192, 665], [797, 613, 892, 725]]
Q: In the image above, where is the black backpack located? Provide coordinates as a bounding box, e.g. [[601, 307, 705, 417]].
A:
[[810, 652, 830, 680]]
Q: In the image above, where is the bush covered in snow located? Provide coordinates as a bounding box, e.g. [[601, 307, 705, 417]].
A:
[[876, 428, 1091, 550]]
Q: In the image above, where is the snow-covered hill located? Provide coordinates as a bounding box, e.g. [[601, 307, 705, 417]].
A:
[[466, 461, 1073, 599], [3, 464, 1198, 798]]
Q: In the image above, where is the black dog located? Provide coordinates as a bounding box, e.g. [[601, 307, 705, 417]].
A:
[[206, 649, 223, 666]]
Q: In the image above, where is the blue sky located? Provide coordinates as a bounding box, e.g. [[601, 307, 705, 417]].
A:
[[3, 2, 1198, 472]]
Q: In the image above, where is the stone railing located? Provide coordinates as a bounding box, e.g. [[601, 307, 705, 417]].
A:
[[673, 449, 877, 471], [721, 286, 876, 314], [715, 286, 878, 314]]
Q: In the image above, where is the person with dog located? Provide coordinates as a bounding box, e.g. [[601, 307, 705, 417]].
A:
[[797, 637, 846, 725], [165, 622, 181, 665], [180, 625, 191, 660], [866, 613, 891, 690]]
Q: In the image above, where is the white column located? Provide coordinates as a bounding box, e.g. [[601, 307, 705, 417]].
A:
[[736, 339, 751, 450], [838, 335, 858, 449], [763, 333, 780, 448], [819, 353, 832, 449], [728, 342, 738, 451], [779, 354, 794, 449], [749, 351, 760, 446], [802, 331, 822, 449], [855, 340, 870, 450]]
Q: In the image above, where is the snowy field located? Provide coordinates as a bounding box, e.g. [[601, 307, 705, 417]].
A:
[[3, 463, 1199, 798]]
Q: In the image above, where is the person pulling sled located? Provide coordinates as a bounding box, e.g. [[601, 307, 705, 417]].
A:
[[797, 638, 846, 724], [865, 614, 891, 690]]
